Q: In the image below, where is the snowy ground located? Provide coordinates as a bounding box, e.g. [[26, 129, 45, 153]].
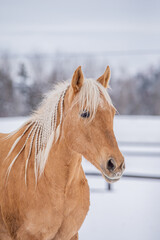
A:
[[0, 116, 160, 240]]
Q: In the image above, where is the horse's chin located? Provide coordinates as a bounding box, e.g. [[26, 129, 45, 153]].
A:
[[102, 173, 121, 183]]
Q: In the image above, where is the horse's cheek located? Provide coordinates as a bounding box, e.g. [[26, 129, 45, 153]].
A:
[[63, 115, 78, 140]]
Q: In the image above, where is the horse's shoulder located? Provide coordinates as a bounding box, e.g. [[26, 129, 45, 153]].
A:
[[0, 133, 6, 137]]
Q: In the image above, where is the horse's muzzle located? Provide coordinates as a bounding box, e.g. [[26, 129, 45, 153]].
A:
[[101, 157, 125, 183]]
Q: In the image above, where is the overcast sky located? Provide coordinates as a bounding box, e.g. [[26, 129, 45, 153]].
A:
[[0, 0, 160, 30], [1, 0, 160, 45], [0, 0, 160, 72]]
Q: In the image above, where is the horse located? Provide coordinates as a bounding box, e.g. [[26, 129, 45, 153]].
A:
[[0, 66, 125, 240]]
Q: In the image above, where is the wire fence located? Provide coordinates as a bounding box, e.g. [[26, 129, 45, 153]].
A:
[[85, 172, 160, 192], [1, 49, 160, 59], [85, 140, 160, 192]]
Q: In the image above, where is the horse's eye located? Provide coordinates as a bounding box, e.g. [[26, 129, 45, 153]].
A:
[[80, 110, 90, 118]]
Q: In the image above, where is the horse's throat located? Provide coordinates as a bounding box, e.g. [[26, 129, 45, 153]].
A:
[[65, 155, 82, 192], [45, 137, 82, 190]]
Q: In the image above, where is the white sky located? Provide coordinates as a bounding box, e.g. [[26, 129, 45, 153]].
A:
[[0, 0, 160, 29], [0, 0, 160, 73]]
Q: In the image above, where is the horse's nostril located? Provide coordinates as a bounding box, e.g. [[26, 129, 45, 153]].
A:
[[107, 158, 116, 172]]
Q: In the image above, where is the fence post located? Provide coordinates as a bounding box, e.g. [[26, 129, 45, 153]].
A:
[[107, 183, 111, 191]]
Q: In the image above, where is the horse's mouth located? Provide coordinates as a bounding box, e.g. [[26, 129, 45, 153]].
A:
[[102, 173, 121, 183]]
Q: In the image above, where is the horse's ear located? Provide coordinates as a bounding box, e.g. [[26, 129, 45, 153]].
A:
[[97, 66, 111, 88], [71, 66, 84, 93]]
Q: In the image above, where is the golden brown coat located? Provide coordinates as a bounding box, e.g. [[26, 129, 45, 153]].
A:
[[0, 66, 124, 240]]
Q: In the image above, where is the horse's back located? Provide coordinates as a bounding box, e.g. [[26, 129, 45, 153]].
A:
[[0, 133, 11, 198], [0, 131, 21, 199], [0, 133, 12, 163], [0, 132, 8, 138]]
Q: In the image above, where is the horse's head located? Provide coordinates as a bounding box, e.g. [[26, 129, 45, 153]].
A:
[[63, 66, 125, 183]]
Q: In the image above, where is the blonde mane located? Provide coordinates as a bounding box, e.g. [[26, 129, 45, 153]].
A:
[[5, 79, 113, 183]]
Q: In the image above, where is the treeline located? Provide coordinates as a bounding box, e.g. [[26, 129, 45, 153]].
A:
[[110, 66, 160, 115], [0, 53, 160, 117]]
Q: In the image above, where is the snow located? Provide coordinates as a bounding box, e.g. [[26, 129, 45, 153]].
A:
[[0, 116, 160, 239], [80, 179, 160, 240]]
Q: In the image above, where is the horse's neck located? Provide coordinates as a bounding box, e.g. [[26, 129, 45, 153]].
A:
[[44, 136, 82, 190]]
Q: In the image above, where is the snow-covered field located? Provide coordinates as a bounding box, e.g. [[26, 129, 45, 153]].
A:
[[0, 116, 160, 240]]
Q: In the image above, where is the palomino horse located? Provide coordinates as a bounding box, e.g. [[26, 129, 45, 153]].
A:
[[0, 66, 125, 240]]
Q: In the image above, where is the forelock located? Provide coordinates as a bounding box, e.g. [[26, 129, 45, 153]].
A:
[[76, 78, 113, 119]]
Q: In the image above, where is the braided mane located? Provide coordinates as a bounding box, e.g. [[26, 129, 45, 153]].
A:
[[6, 81, 69, 183]]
